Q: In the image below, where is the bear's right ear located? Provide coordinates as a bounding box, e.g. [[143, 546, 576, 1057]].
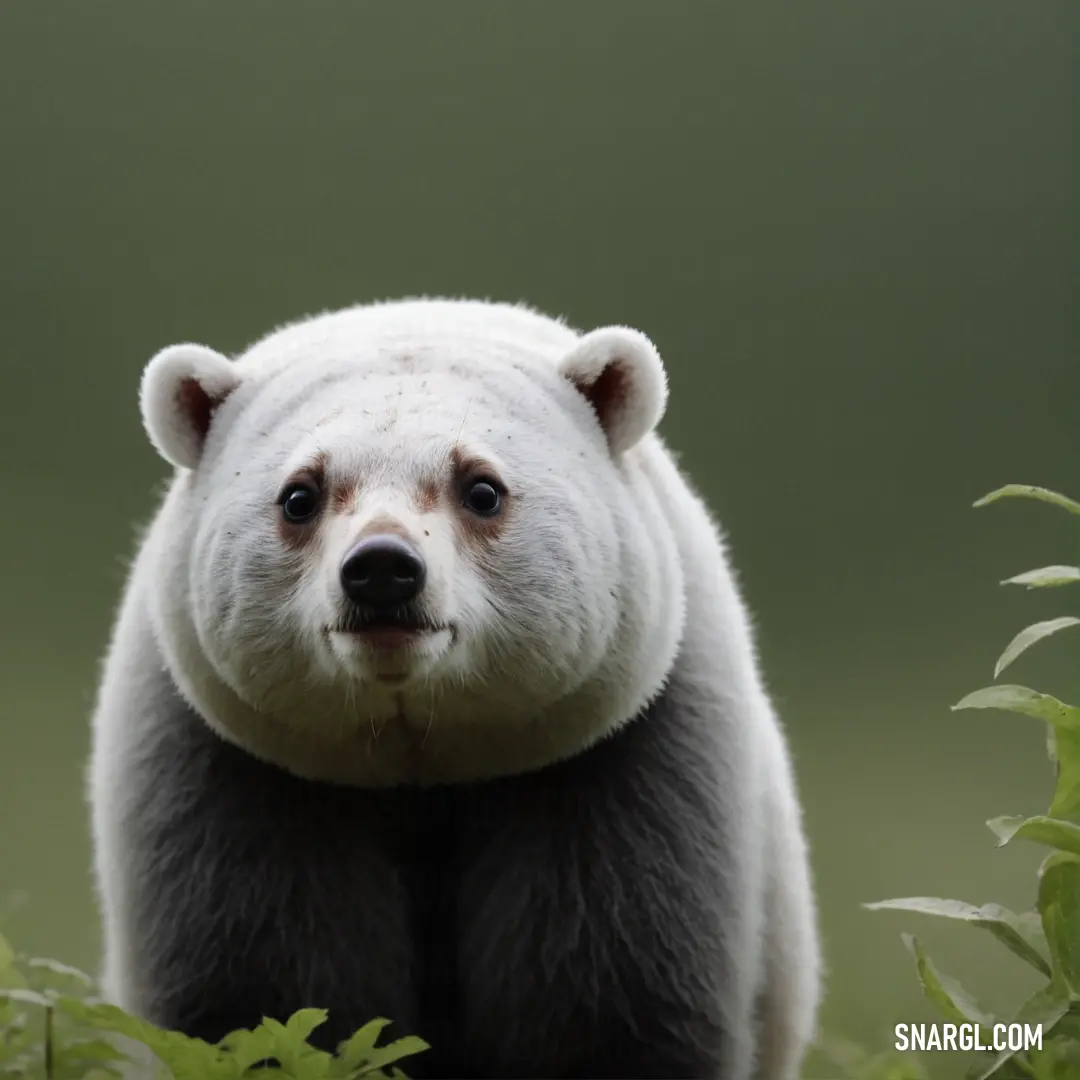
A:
[[557, 326, 668, 456], [139, 344, 242, 470]]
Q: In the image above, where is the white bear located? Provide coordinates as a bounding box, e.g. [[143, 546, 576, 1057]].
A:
[[88, 298, 821, 1079]]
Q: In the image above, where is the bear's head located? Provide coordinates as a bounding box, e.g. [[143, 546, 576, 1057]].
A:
[[137, 300, 686, 785]]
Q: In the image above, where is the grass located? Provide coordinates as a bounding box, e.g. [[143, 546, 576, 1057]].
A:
[[0, 930, 428, 1079]]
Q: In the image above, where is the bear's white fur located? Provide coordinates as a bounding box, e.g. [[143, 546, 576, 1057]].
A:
[[124, 300, 686, 786], [89, 298, 821, 1078]]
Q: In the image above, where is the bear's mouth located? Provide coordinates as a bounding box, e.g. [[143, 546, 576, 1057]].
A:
[[332, 605, 448, 650]]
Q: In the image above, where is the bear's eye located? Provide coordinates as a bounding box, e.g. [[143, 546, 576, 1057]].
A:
[[279, 483, 321, 525], [464, 479, 502, 517]]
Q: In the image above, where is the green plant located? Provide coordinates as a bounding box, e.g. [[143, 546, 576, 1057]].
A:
[[814, 1033, 931, 1079], [864, 484, 1080, 1080], [0, 928, 428, 1079]]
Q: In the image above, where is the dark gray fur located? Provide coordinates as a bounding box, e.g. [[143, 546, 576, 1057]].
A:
[[104, 608, 754, 1079]]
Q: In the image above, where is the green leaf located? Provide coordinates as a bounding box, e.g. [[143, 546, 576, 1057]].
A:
[[1047, 726, 1080, 823], [988, 815, 1080, 857], [57, 999, 159, 1043], [1027, 1036, 1080, 1080], [974, 485, 1080, 516], [955, 686, 1080, 824], [0, 988, 52, 1008], [1038, 853, 1080, 996], [218, 1025, 277, 1072], [966, 983, 1071, 1080], [245, 1014, 335, 1077], [953, 686, 1080, 728], [51, 1038, 127, 1063], [902, 934, 994, 1027], [50, 1036, 129, 1080], [338, 1019, 394, 1065], [334, 1018, 428, 1076], [1002, 566, 1080, 589], [58, 999, 239, 1079], [24, 958, 92, 988], [864, 897, 1051, 977], [994, 619, 1080, 678], [352, 1035, 430, 1075], [225, 1013, 343, 1077], [284, 1006, 329, 1044]]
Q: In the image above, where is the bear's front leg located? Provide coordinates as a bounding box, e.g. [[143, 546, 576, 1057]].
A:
[[103, 692, 418, 1055], [452, 720, 755, 1080]]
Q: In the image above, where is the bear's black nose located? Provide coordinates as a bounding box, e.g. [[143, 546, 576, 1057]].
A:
[[340, 534, 427, 608]]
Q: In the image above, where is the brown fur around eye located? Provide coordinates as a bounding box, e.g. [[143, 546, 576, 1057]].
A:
[[277, 513, 318, 553], [275, 458, 327, 552], [449, 446, 512, 548], [331, 482, 360, 515]]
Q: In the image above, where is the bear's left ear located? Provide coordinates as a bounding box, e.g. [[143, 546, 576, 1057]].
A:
[[557, 326, 668, 456], [139, 343, 242, 470]]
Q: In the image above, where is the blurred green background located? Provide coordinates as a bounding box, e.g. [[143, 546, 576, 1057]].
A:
[[0, 2, 1076, 1075]]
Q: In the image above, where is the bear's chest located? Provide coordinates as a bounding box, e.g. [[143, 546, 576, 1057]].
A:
[[135, 680, 735, 1077]]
